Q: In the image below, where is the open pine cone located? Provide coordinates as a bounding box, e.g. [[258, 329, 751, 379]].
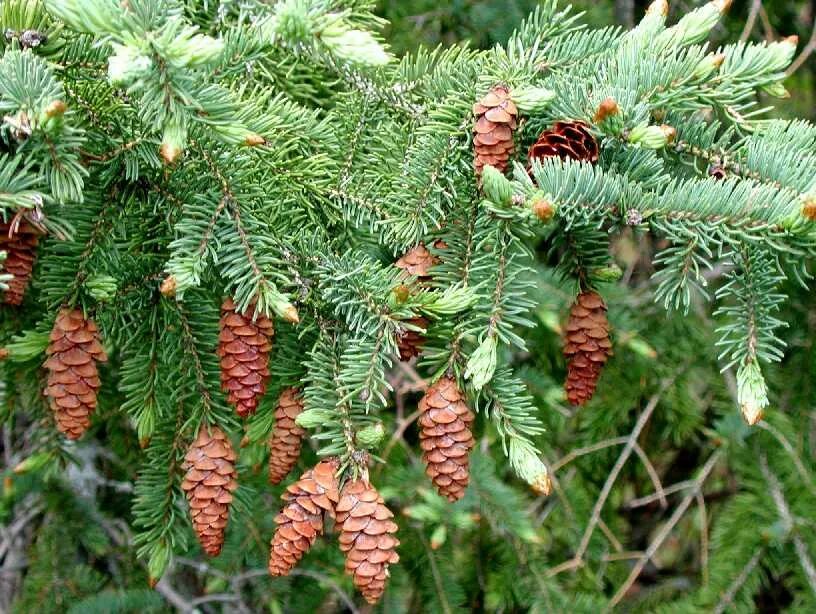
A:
[[473, 85, 518, 176], [563, 290, 613, 406], [528, 120, 599, 168]]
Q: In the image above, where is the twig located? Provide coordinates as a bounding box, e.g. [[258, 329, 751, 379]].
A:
[[712, 547, 764, 614], [759, 453, 816, 596], [756, 420, 816, 499], [608, 451, 721, 607], [787, 17, 816, 76], [548, 385, 671, 576], [624, 479, 694, 509], [633, 443, 667, 509], [740, 0, 763, 42], [550, 437, 628, 473], [696, 490, 709, 587]]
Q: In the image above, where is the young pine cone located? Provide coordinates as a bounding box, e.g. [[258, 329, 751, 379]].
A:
[[217, 298, 274, 418], [473, 85, 518, 176], [268, 387, 306, 485], [336, 479, 400, 605], [43, 309, 107, 440], [394, 244, 437, 361], [528, 120, 599, 168], [268, 458, 340, 576], [181, 426, 238, 557], [563, 290, 613, 406], [418, 377, 475, 502], [0, 220, 41, 305]]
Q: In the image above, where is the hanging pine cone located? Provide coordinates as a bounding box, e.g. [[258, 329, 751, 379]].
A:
[[473, 85, 518, 177], [43, 309, 107, 440], [528, 121, 599, 168], [336, 478, 400, 605], [394, 244, 437, 361], [268, 387, 306, 485], [0, 220, 40, 305], [563, 290, 613, 406], [268, 458, 340, 576], [217, 298, 274, 418], [181, 425, 238, 557], [418, 377, 475, 502]]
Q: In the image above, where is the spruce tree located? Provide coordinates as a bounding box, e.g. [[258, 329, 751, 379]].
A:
[[2, 0, 816, 610]]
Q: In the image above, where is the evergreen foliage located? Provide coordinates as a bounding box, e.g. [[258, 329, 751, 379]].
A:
[[2, 0, 816, 610]]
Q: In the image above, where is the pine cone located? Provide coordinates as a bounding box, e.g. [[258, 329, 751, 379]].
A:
[[336, 479, 400, 605], [418, 377, 475, 502], [43, 309, 107, 440], [563, 290, 613, 406], [268, 387, 306, 485], [528, 121, 599, 168], [473, 85, 518, 177], [0, 221, 40, 305], [395, 244, 437, 361], [217, 298, 274, 418], [268, 458, 340, 576], [181, 425, 238, 556]]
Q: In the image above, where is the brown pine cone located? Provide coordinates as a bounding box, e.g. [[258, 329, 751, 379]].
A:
[[268, 458, 340, 576], [217, 298, 274, 418], [268, 387, 306, 485], [181, 425, 238, 556], [336, 478, 400, 605], [563, 290, 613, 406], [473, 85, 518, 177], [418, 377, 475, 502], [43, 308, 107, 440], [528, 121, 599, 168], [0, 220, 41, 305], [394, 244, 438, 362]]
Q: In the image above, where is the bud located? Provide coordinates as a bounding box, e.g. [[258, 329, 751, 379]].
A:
[[628, 124, 675, 149], [692, 53, 725, 80], [159, 275, 177, 297], [296, 407, 333, 429], [356, 422, 386, 449], [392, 284, 411, 304], [593, 97, 620, 123], [481, 165, 514, 205], [737, 361, 768, 426], [44, 100, 67, 118], [321, 25, 392, 66], [430, 524, 447, 550], [657, 1, 722, 46], [531, 470, 552, 497], [244, 133, 265, 147], [766, 36, 798, 69], [646, 0, 669, 16], [511, 86, 556, 114], [530, 193, 555, 222], [85, 273, 118, 302], [761, 82, 789, 98], [282, 304, 300, 324], [108, 43, 152, 86], [464, 335, 497, 391], [590, 264, 623, 282], [627, 337, 658, 359], [147, 541, 171, 587], [802, 195, 816, 221], [164, 32, 224, 69], [160, 116, 186, 165], [13, 451, 51, 474], [0, 348, 8, 361]]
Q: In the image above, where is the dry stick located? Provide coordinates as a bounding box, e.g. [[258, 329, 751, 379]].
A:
[[547, 387, 668, 577], [696, 490, 710, 587], [739, 0, 763, 42], [759, 453, 816, 596], [633, 442, 667, 508], [608, 451, 721, 608], [625, 479, 694, 509], [550, 436, 628, 473], [713, 547, 764, 614], [788, 17, 816, 76], [756, 420, 816, 499]]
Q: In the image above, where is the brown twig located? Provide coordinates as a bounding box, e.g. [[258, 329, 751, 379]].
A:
[[740, 0, 763, 42], [787, 17, 816, 76], [608, 451, 721, 607]]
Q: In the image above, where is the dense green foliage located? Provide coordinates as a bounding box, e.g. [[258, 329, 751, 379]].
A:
[[2, 0, 816, 612]]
